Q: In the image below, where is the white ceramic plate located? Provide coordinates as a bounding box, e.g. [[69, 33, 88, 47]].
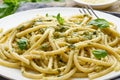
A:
[[73, 0, 117, 9], [0, 7, 120, 80]]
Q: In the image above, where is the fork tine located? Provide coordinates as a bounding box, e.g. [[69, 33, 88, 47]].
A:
[[79, 6, 88, 15], [87, 5, 99, 18], [84, 5, 92, 15], [79, 5, 99, 18], [82, 6, 87, 14], [79, 9, 83, 14]]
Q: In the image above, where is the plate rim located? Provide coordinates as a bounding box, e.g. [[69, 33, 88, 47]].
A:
[[0, 7, 120, 80]]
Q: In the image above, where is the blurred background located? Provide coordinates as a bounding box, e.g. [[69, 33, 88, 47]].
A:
[[0, 0, 120, 18]]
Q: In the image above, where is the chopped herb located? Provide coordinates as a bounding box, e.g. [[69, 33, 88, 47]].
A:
[[87, 42, 92, 45], [44, 19, 52, 22], [56, 13, 64, 25], [36, 18, 42, 22], [56, 26, 68, 32], [28, 33, 31, 35], [68, 44, 75, 49], [57, 69, 61, 73], [93, 31, 97, 35], [40, 42, 50, 51], [57, 55, 63, 63], [31, 25, 34, 28], [92, 50, 107, 59], [83, 31, 89, 35], [59, 27, 65, 31], [57, 74, 62, 77], [54, 32, 61, 38], [17, 38, 27, 50], [39, 28, 46, 34], [83, 31, 92, 40], [75, 22, 81, 25], [46, 13, 48, 17], [46, 19, 52, 22], [88, 19, 109, 29], [17, 25, 24, 31], [84, 34, 92, 40], [52, 15, 57, 18]]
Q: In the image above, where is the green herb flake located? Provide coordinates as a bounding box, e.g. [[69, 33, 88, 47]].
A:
[[84, 34, 92, 40], [57, 74, 62, 77], [57, 69, 61, 73], [36, 18, 42, 22], [17, 38, 27, 50], [83, 31, 92, 40], [59, 26, 66, 32], [39, 28, 46, 34], [75, 22, 81, 25], [52, 15, 57, 18], [56, 26, 68, 32], [17, 25, 24, 31], [46, 13, 48, 17], [68, 44, 75, 49], [56, 13, 64, 25], [93, 31, 97, 35], [88, 19, 109, 29], [40, 43, 50, 51], [92, 50, 107, 59]]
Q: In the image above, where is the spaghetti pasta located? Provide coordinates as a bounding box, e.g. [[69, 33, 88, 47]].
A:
[[0, 13, 120, 80]]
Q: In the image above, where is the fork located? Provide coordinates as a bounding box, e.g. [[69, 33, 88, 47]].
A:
[[79, 5, 99, 18]]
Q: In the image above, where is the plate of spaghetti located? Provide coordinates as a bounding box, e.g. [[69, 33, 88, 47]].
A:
[[0, 7, 120, 80]]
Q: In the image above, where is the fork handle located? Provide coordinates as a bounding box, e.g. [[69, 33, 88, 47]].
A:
[[104, 11, 120, 18]]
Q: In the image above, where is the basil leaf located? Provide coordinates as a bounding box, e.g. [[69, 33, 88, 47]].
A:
[[0, 3, 18, 18], [0, 4, 8, 18], [0, 0, 19, 18], [92, 50, 107, 59], [57, 13, 64, 25], [3, 0, 18, 4], [54, 0, 60, 1], [17, 38, 27, 50], [88, 19, 109, 29], [0, 0, 64, 18]]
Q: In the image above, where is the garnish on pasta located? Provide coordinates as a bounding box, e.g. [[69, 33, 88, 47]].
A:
[[88, 18, 109, 28]]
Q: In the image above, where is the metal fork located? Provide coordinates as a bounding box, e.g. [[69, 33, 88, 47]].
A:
[[79, 5, 99, 18]]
